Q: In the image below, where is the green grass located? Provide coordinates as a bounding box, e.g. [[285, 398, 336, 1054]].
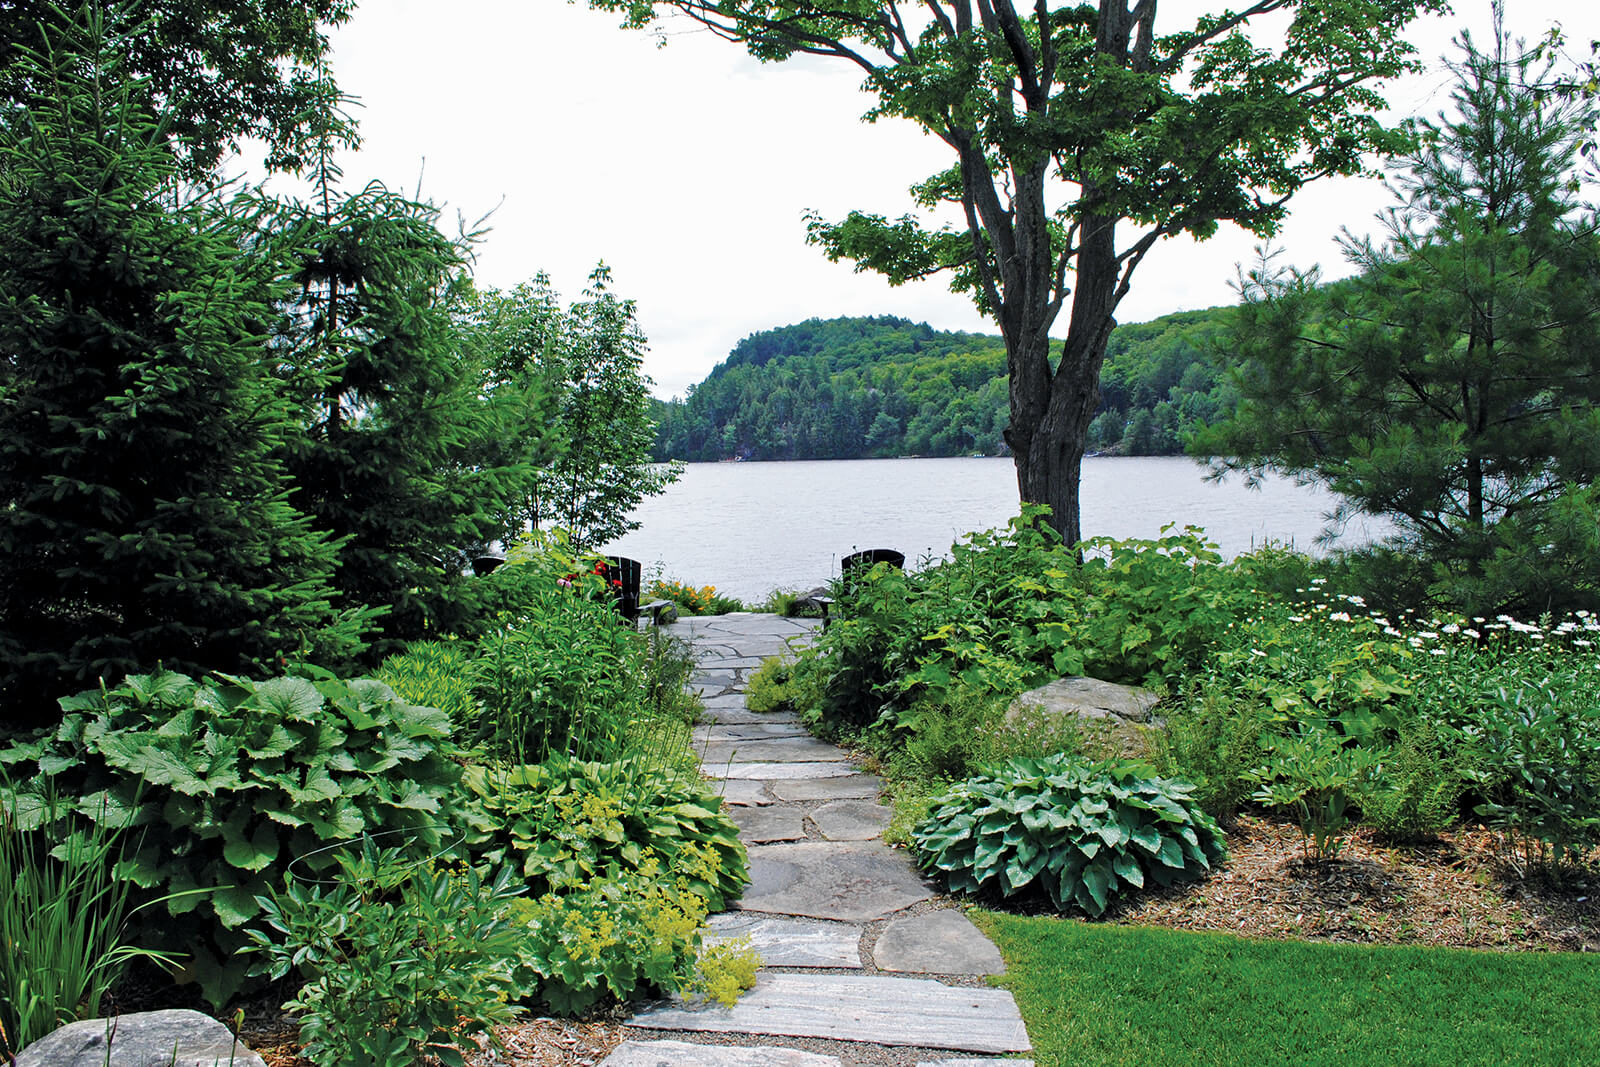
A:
[[976, 912, 1600, 1067]]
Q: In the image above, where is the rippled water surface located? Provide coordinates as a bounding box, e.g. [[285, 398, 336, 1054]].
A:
[[606, 456, 1385, 602]]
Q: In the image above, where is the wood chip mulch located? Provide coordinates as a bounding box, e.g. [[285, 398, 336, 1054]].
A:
[[1109, 814, 1599, 953]]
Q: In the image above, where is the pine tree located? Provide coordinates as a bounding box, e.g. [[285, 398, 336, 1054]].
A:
[[0, 17, 362, 725]]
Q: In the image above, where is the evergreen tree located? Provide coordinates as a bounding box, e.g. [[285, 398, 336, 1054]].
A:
[[0, 19, 360, 725], [1199, 12, 1600, 613]]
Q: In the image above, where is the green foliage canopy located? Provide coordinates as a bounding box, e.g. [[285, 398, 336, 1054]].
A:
[[1198, 18, 1600, 615], [597, 0, 1444, 545]]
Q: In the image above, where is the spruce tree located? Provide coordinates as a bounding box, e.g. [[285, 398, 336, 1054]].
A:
[[0, 19, 361, 726]]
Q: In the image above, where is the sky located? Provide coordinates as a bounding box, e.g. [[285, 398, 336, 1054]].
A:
[[299, 1, 1600, 399]]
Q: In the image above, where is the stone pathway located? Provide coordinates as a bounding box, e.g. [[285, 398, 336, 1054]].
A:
[[605, 614, 1032, 1067]]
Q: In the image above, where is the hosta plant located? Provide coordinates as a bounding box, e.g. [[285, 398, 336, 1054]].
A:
[[0, 670, 463, 1006], [911, 754, 1226, 917]]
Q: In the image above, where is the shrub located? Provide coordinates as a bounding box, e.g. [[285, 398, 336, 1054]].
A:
[[472, 584, 643, 763], [507, 854, 716, 1015], [912, 754, 1226, 917], [1152, 689, 1277, 819], [1248, 724, 1379, 861], [0, 670, 462, 1006], [378, 640, 478, 727], [462, 755, 748, 910], [248, 840, 523, 1067], [647, 579, 732, 616], [1361, 717, 1462, 841], [1454, 679, 1600, 868], [745, 656, 797, 713]]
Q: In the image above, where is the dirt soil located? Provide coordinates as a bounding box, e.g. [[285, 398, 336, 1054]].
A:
[[235, 815, 1596, 1066]]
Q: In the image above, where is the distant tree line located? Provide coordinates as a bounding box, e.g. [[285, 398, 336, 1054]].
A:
[[651, 310, 1233, 462]]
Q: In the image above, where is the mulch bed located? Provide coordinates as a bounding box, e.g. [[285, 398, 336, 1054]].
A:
[[1112, 814, 1599, 953]]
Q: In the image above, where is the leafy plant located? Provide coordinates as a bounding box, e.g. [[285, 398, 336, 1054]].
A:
[[1455, 680, 1600, 868], [378, 640, 479, 727], [647, 579, 725, 615], [1153, 689, 1277, 819], [1362, 717, 1462, 841], [462, 755, 748, 910], [248, 840, 524, 1067], [0, 781, 179, 1054], [0, 670, 462, 1006], [911, 754, 1226, 917], [507, 856, 712, 1015], [745, 655, 798, 713], [690, 936, 761, 1007], [1249, 725, 1378, 861]]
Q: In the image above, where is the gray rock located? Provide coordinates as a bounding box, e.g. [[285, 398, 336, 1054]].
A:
[[602, 1040, 843, 1066], [693, 722, 811, 743], [768, 774, 883, 802], [917, 1060, 1036, 1067], [627, 973, 1030, 1053], [704, 913, 863, 968], [810, 799, 893, 841], [739, 841, 933, 921], [14, 1010, 267, 1067], [874, 911, 1006, 975], [700, 707, 794, 725], [1008, 676, 1159, 724], [731, 804, 807, 843], [714, 779, 774, 807]]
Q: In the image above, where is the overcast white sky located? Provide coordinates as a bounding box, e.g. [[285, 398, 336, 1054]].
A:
[[303, 1, 1600, 398]]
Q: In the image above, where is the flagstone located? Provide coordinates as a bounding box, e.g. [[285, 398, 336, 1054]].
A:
[[715, 762, 859, 780], [810, 799, 893, 841], [699, 738, 849, 764], [738, 841, 933, 921], [731, 804, 807, 843], [601, 1040, 843, 1066], [627, 974, 1029, 1053], [874, 911, 1005, 975], [704, 914, 863, 968], [767, 775, 884, 801]]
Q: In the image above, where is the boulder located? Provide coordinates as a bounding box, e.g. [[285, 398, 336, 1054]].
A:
[[13, 1009, 268, 1067], [1005, 676, 1163, 758]]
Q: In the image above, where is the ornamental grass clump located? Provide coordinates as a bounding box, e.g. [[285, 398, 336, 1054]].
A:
[[911, 754, 1225, 917]]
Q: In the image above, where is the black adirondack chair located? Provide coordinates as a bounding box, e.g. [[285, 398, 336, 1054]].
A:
[[603, 556, 673, 627], [815, 548, 905, 629]]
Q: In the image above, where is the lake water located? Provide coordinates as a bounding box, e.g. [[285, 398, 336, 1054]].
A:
[[605, 456, 1386, 602]]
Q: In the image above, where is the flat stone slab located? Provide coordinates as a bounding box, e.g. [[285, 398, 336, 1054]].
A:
[[694, 723, 811, 742], [628, 974, 1029, 1053], [917, 1060, 1035, 1067], [731, 804, 807, 843], [693, 654, 772, 669], [716, 762, 860, 781], [602, 1040, 842, 1066], [14, 1010, 268, 1067], [714, 780, 774, 807], [874, 911, 1006, 975], [692, 669, 744, 691], [700, 693, 752, 709], [739, 841, 933, 921], [705, 913, 863, 968], [1008, 675, 1159, 724], [700, 738, 850, 764], [700, 707, 790, 725], [811, 799, 893, 841], [768, 774, 884, 801]]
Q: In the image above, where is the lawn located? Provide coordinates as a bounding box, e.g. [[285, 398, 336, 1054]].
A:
[[976, 911, 1600, 1067]]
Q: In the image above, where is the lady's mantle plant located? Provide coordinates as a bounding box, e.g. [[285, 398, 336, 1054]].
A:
[[912, 754, 1225, 916]]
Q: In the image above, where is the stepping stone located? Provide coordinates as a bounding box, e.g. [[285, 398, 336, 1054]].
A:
[[918, 1060, 1035, 1067], [692, 669, 743, 690], [699, 738, 849, 764], [628, 974, 1030, 1054], [739, 841, 933, 922], [602, 1040, 842, 1066], [811, 799, 893, 841], [700, 693, 752, 709], [694, 654, 771, 669], [704, 914, 863, 968], [714, 780, 773, 807], [693, 723, 811, 742], [716, 762, 859, 781], [874, 911, 1006, 975], [731, 804, 806, 843], [700, 708, 788, 725], [768, 774, 884, 801]]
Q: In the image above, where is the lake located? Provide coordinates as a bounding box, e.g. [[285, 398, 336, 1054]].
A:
[[605, 456, 1386, 602]]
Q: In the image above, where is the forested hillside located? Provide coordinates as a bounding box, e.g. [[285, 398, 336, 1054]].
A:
[[651, 309, 1234, 461]]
